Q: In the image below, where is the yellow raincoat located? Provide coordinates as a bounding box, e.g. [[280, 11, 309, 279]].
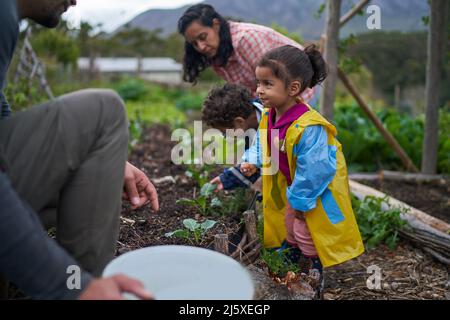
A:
[[259, 105, 364, 268]]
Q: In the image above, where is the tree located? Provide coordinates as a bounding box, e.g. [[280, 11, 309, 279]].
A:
[[422, 0, 449, 174], [320, 0, 342, 121]]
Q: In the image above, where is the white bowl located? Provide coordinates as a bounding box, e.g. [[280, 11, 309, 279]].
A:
[[103, 245, 254, 300]]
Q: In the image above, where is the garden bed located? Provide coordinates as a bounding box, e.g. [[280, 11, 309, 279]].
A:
[[118, 124, 449, 300], [356, 179, 449, 224]]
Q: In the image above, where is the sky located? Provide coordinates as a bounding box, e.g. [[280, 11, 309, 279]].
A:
[[64, 0, 203, 32]]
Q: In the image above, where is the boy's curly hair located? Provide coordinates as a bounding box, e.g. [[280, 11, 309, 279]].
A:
[[202, 84, 254, 127]]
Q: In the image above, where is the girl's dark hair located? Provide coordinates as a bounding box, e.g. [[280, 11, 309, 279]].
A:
[[257, 44, 327, 94], [178, 4, 234, 84], [202, 84, 254, 127]]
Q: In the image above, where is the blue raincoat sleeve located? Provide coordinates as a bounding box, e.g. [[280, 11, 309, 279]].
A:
[[287, 125, 337, 212]]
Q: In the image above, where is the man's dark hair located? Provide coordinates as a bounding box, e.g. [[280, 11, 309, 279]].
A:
[[202, 84, 254, 127], [178, 4, 234, 84]]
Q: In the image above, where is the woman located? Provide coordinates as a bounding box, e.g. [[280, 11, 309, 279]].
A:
[[178, 4, 316, 101]]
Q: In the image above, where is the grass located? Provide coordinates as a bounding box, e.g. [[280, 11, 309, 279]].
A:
[[126, 100, 186, 128]]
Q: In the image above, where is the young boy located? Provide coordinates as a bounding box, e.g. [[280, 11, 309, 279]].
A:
[[202, 84, 263, 190]]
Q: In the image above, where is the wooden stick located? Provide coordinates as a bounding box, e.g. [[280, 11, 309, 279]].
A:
[[349, 171, 448, 184], [338, 69, 419, 172], [319, 0, 418, 172], [241, 243, 263, 265], [231, 238, 259, 259], [380, 170, 448, 184], [320, 0, 342, 120], [340, 0, 371, 28], [422, 247, 450, 265], [234, 232, 248, 257], [243, 210, 258, 242], [317, 0, 370, 51], [214, 234, 229, 255], [348, 173, 381, 181]]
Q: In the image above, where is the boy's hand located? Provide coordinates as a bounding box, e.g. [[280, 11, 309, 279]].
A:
[[210, 176, 224, 193], [240, 163, 257, 177]]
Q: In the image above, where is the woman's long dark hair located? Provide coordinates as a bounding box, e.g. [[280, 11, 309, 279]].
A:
[[178, 4, 234, 84]]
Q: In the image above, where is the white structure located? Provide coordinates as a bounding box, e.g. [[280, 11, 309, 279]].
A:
[[77, 57, 183, 84]]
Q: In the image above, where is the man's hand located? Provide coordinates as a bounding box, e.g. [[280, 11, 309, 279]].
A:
[[78, 274, 154, 300], [210, 176, 224, 193], [123, 162, 159, 211]]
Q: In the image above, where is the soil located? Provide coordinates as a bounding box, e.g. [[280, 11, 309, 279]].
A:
[[118, 124, 449, 300], [358, 179, 450, 224], [119, 124, 248, 254]]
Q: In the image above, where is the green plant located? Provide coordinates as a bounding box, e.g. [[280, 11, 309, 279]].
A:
[[115, 78, 149, 102], [126, 100, 186, 129], [175, 91, 206, 111], [261, 248, 300, 277], [185, 164, 212, 187], [176, 183, 222, 216], [334, 103, 450, 174], [352, 195, 409, 250], [128, 110, 143, 152], [218, 188, 251, 217], [165, 219, 217, 245]]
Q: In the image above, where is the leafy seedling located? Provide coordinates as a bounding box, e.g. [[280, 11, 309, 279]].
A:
[[176, 183, 222, 216], [165, 219, 217, 245]]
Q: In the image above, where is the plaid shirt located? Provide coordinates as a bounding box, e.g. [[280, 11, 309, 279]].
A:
[[212, 21, 316, 102]]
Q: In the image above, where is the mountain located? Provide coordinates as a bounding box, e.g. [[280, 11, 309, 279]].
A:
[[123, 0, 429, 39]]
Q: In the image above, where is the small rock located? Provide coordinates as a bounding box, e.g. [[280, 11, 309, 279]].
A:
[[390, 282, 399, 291], [117, 247, 131, 255], [431, 293, 440, 299], [153, 176, 176, 185], [323, 293, 337, 300], [175, 175, 190, 185]]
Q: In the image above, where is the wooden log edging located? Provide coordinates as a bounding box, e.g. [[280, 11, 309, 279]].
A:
[[349, 180, 450, 233], [349, 170, 449, 185], [214, 234, 229, 255], [349, 179, 450, 265], [213, 210, 261, 265]]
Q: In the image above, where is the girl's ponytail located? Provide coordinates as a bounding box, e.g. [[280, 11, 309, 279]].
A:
[[304, 44, 327, 88], [258, 44, 328, 93]]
